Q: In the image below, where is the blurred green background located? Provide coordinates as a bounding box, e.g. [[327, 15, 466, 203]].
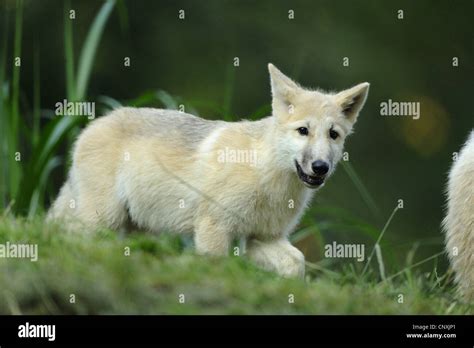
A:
[[0, 0, 472, 273]]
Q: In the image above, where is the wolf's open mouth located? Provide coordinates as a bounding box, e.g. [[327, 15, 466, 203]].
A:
[[295, 161, 325, 187]]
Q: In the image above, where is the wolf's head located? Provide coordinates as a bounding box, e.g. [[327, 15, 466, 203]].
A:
[[268, 63, 369, 189]]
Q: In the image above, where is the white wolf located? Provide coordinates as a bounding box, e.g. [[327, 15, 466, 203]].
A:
[[443, 130, 474, 301], [48, 64, 369, 278]]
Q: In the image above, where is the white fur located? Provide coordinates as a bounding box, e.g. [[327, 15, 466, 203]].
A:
[[443, 130, 474, 301], [48, 64, 369, 278]]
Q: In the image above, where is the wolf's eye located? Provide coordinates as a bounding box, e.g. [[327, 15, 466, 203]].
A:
[[329, 129, 339, 140], [297, 127, 309, 136]]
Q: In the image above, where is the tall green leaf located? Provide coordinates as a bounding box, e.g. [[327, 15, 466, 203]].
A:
[[32, 45, 41, 147], [75, 0, 116, 100], [0, 6, 10, 209], [8, 0, 23, 199], [64, 0, 75, 100]]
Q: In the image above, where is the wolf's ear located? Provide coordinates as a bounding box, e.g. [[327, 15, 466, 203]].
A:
[[335, 82, 370, 122], [268, 63, 300, 117]]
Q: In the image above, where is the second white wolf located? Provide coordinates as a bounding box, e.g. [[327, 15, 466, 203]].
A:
[[443, 130, 474, 301], [49, 64, 369, 278]]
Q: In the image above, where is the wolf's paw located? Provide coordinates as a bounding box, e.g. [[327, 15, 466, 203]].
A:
[[279, 246, 305, 278], [246, 239, 305, 279]]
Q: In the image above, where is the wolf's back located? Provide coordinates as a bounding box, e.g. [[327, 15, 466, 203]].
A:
[[443, 130, 474, 301], [46, 107, 225, 232]]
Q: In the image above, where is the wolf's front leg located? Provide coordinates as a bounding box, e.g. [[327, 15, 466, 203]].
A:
[[194, 216, 231, 256], [246, 238, 305, 278]]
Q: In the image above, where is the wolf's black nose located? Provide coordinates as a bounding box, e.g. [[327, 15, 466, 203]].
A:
[[312, 160, 329, 175]]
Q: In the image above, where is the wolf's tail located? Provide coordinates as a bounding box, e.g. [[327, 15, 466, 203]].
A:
[[443, 130, 474, 302]]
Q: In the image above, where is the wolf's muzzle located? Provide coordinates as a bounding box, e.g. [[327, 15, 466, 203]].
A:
[[295, 161, 325, 188]]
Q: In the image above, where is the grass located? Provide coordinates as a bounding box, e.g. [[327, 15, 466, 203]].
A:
[[0, 216, 471, 315]]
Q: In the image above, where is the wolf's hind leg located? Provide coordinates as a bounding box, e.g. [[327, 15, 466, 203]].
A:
[[246, 238, 305, 278], [194, 216, 231, 256], [77, 194, 128, 232]]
